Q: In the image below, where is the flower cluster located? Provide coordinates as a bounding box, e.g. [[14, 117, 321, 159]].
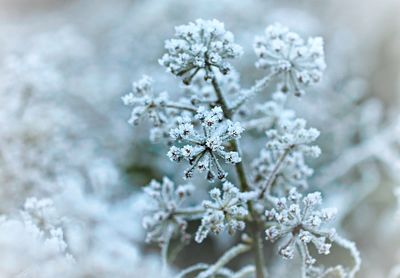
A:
[[142, 177, 195, 245], [265, 189, 337, 266], [185, 70, 239, 104], [195, 182, 255, 243], [122, 19, 361, 278], [251, 118, 320, 196], [159, 19, 243, 84], [253, 149, 314, 193], [121, 75, 169, 126], [254, 23, 326, 96], [265, 118, 321, 156], [167, 106, 244, 181]]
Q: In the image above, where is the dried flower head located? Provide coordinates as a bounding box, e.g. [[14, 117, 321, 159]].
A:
[[265, 188, 337, 266], [142, 177, 194, 245], [122, 75, 169, 126], [195, 182, 255, 243], [254, 23, 326, 96], [159, 19, 243, 84], [167, 106, 244, 182]]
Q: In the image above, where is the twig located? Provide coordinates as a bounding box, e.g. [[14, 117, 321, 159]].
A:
[[196, 243, 251, 278], [211, 76, 267, 278], [258, 147, 291, 199]]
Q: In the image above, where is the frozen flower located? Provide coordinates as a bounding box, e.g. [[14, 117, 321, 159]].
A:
[[254, 23, 326, 96], [167, 106, 244, 181], [195, 182, 255, 243], [186, 70, 241, 105], [265, 118, 321, 157], [252, 149, 314, 193], [159, 19, 243, 84], [142, 177, 195, 245], [265, 188, 337, 265], [122, 75, 169, 126]]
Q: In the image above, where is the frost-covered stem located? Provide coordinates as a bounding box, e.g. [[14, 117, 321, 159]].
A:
[[334, 235, 361, 278], [232, 265, 256, 278], [174, 207, 205, 216], [197, 243, 251, 278], [250, 72, 276, 94], [177, 263, 209, 278], [211, 76, 266, 278], [164, 102, 197, 113], [161, 225, 174, 276], [259, 147, 292, 199], [211, 77, 233, 118], [242, 117, 273, 130]]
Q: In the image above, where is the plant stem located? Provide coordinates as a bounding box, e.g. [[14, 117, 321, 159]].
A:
[[197, 243, 251, 278], [258, 147, 291, 199], [211, 77, 266, 278], [164, 102, 197, 113]]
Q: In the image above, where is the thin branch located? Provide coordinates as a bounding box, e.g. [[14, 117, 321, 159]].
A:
[[333, 235, 361, 278], [164, 102, 197, 113], [259, 147, 291, 199], [196, 244, 251, 278], [232, 265, 256, 278], [174, 207, 205, 219], [250, 72, 276, 94], [211, 76, 267, 278], [177, 263, 209, 278]]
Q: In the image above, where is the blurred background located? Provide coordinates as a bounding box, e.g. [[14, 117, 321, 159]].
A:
[[0, 0, 400, 277]]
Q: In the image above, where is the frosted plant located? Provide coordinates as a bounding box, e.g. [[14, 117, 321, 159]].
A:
[[121, 75, 169, 126], [264, 118, 321, 156], [142, 177, 195, 245], [159, 19, 243, 84], [253, 118, 321, 198], [252, 150, 314, 193], [168, 106, 244, 181], [254, 23, 326, 96], [265, 189, 336, 266], [195, 181, 255, 243], [123, 19, 360, 278], [122, 75, 199, 142]]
